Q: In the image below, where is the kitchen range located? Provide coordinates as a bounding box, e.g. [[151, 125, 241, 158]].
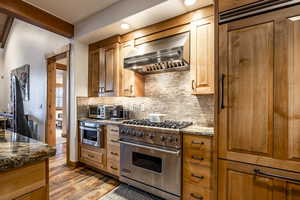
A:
[[119, 120, 192, 200]]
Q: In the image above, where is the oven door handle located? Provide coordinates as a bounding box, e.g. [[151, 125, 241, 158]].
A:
[[119, 140, 181, 155], [80, 126, 99, 132]]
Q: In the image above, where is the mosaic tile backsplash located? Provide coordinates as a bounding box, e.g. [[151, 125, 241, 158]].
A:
[[77, 71, 214, 127]]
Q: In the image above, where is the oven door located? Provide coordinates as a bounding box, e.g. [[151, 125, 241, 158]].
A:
[[120, 140, 181, 196], [80, 126, 102, 147]]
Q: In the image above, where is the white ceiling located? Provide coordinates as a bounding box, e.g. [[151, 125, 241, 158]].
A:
[[22, 0, 120, 23], [78, 0, 214, 43]]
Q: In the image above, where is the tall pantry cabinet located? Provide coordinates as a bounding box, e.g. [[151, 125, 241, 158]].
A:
[[218, 3, 300, 199]]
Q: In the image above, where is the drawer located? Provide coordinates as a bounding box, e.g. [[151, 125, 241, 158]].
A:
[[183, 134, 212, 152], [183, 162, 211, 188], [183, 182, 211, 200], [107, 143, 120, 160], [81, 148, 104, 165], [184, 148, 212, 167], [107, 157, 120, 176], [107, 125, 119, 142]]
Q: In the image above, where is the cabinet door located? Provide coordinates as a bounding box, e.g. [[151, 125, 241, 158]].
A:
[[14, 187, 46, 200], [88, 50, 100, 97], [219, 20, 274, 158], [99, 43, 120, 96], [275, 14, 300, 162], [218, 5, 300, 172], [121, 41, 144, 97], [191, 16, 214, 95], [219, 160, 300, 200]]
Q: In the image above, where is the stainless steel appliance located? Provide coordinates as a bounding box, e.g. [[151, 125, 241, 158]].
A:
[[219, 0, 300, 24], [119, 119, 192, 200], [88, 105, 114, 119], [124, 32, 190, 74], [80, 120, 104, 147], [110, 105, 123, 120]]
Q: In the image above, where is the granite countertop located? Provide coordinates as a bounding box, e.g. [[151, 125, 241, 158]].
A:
[[180, 126, 214, 137], [0, 131, 56, 172]]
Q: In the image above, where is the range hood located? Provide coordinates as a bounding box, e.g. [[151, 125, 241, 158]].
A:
[[124, 32, 190, 74]]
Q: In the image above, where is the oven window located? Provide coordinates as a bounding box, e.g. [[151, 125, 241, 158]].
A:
[[132, 152, 162, 173], [83, 130, 98, 142]]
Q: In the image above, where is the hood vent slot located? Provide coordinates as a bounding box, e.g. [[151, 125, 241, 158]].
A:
[[124, 32, 190, 75]]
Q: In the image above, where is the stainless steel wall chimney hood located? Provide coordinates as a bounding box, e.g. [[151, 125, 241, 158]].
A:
[[124, 32, 190, 75]]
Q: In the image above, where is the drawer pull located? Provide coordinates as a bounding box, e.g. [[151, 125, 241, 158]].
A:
[[111, 152, 119, 156], [254, 169, 300, 183], [110, 129, 119, 133], [110, 139, 119, 143], [192, 155, 204, 161], [111, 166, 118, 170], [192, 141, 204, 145], [191, 193, 203, 200], [87, 154, 95, 159], [191, 173, 204, 179]]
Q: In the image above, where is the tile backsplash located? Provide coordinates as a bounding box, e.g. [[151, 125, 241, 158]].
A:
[[77, 71, 214, 127]]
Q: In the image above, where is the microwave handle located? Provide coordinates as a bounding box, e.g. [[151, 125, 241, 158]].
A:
[[119, 140, 181, 155]]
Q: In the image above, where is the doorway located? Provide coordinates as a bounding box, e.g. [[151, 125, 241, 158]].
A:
[[46, 45, 71, 164]]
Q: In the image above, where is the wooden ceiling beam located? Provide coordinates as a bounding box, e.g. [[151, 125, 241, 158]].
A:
[[0, 0, 74, 38], [0, 16, 13, 48]]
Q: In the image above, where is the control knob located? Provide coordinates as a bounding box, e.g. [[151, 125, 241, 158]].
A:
[[160, 136, 166, 142]]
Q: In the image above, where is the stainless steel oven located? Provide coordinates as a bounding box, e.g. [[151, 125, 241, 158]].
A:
[[80, 120, 104, 148], [119, 140, 181, 200]]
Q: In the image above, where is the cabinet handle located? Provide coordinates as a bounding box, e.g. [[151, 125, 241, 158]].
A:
[[220, 74, 225, 109], [191, 193, 203, 200], [87, 154, 95, 158], [110, 129, 119, 133], [254, 169, 300, 183], [192, 80, 195, 90], [111, 152, 118, 156], [111, 166, 118, 170], [110, 139, 119, 143], [130, 85, 133, 94], [191, 173, 204, 179], [192, 141, 204, 145], [192, 155, 204, 161]]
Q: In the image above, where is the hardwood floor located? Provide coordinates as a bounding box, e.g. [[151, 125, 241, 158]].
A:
[[49, 144, 119, 200]]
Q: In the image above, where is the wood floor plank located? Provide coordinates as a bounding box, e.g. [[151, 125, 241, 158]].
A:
[[49, 144, 119, 200]]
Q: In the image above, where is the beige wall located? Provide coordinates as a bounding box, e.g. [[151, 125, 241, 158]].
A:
[[0, 19, 70, 141]]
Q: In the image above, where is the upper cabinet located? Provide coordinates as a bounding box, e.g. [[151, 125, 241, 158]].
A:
[[121, 41, 145, 97], [218, 5, 300, 172], [190, 16, 214, 95], [88, 37, 121, 97], [219, 0, 261, 13]]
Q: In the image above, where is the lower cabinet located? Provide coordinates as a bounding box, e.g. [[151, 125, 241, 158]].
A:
[[218, 160, 300, 200], [106, 125, 120, 176], [14, 187, 46, 200], [80, 145, 106, 170], [183, 134, 213, 200]]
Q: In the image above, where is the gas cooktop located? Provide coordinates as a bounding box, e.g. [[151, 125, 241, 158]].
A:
[[123, 119, 192, 129]]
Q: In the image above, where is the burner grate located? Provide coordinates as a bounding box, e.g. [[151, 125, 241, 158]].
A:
[[123, 119, 192, 129]]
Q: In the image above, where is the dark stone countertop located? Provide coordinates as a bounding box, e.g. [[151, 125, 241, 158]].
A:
[[0, 131, 56, 172]]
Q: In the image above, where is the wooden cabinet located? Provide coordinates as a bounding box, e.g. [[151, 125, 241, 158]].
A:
[[218, 4, 300, 173], [183, 134, 213, 200], [14, 187, 46, 200], [218, 0, 261, 13], [121, 41, 144, 97], [106, 125, 120, 177], [88, 40, 121, 97], [79, 144, 106, 171], [191, 16, 214, 95], [218, 160, 300, 200]]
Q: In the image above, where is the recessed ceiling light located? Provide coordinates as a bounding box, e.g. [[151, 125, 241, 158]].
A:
[[121, 23, 130, 30], [184, 0, 197, 6]]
